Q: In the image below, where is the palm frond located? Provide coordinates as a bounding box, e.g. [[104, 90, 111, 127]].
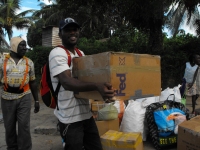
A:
[[16, 9, 37, 17]]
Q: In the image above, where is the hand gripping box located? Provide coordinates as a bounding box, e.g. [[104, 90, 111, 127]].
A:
[[72, 52, 161, 101], [100, 130, 143, 150]]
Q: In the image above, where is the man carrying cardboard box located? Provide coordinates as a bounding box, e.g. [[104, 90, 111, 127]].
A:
[[48, 17, 115, 150]]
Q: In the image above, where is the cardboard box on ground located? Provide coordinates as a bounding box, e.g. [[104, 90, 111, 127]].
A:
[[101, 130, 143, 150], [95, 118, 119, 136], [72, 52, 161, 101], [177, 115, 200, 150]]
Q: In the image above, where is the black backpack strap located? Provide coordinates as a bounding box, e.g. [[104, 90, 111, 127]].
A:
[[54, 82, 61, 110]]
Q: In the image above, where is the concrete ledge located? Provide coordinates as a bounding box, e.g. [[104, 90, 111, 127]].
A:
[[34, 114, 59, 135], [34, 125, 59, 135]]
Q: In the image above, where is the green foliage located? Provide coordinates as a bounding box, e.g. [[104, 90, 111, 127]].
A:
[[77, 37, 109, 55], [0, 47, 10, 53], [78, 28, 149, 55], [27, 19, 44, 48], [0, 0, 35, 40], [25, 46, 52, 84], [109, 27, 149, 53]]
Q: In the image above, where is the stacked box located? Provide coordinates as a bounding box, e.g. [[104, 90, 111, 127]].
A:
[[96, 119, 119, 136], [90, 100, 119, 136], [91, 101, 105, 111]]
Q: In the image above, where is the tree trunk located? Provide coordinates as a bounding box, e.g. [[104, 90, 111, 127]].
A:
[[0, 34, 10, 49], [148, 0, 164, 54]]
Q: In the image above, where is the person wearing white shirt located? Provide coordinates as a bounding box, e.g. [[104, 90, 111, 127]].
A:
[[49, 17, 115, 150], [184, 54, 199, 114]]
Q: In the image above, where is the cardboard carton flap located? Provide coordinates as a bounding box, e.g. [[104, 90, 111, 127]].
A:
[[179, 116, 200, 134], [177, 115, 200, 150]]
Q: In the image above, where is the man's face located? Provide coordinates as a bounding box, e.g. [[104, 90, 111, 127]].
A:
[[17, 41, 27, 57], [60, 24, 80, 46]]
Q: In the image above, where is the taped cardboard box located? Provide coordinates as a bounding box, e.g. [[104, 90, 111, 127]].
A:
[[177, 115, 200, 150], [101, 130, 143, 150], [73, 52, 161, 101], [91, 100, 105, 111], [95, 118, 119, 136], [89, 99, 94, 110]]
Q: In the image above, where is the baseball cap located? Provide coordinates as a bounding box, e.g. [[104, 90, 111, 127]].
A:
[[59, 17, 80, 30]]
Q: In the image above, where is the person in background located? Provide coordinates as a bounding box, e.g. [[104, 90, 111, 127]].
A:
[[0, 37, 40, 150], [184, 54, 199, 115], [49, 17, 115, 150]]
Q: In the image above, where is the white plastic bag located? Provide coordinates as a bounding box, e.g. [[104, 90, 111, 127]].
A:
[[159, 87, 174, 101], [173, 86, 181, 102], [120, 100, 147, 141], [135, 96, 160, 108], [160, 86, 181, 102]]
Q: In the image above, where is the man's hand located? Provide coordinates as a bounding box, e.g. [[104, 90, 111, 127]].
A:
[[96, 82, 115, 101], [34, 101, 40, 113]]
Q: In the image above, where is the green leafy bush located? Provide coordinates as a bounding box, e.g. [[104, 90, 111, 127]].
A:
[[25, 46, 52, 84]]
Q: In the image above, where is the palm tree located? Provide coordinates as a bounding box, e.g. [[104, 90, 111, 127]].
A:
[[0, 0, 35, 41], [116, 0, 169, 53], [166, 0, 200, 37], [34, 0, 123, 39], [33, 0, 61, 26]]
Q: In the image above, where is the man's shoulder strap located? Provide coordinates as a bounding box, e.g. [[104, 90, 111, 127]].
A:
[[3, 55, 28, 91], [75, 47, 83, 56], [57, 45, 82, 66], [20, 57, 28, 90]]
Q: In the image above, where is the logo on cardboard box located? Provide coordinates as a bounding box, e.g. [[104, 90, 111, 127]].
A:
[[115, 73, 126, 96], [119, 57, 125, 65]]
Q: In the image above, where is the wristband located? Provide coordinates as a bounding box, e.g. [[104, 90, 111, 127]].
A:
[[35, 101, 39, 103]]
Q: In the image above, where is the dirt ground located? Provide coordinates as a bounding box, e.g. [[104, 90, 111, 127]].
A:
[[0, 94, 198, 150]]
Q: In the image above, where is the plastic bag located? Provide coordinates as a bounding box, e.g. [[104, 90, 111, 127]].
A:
[[145, 100, 187, 149], [120, 100, 147, 141], [97, 103, 118, 121], [135, 96, 160, 108], [113, 101, 126, 125], [160, 86, 181, 102], [181, 97, 186, 106], [154, 108, 185, 137], [181, 91, 186, 106]]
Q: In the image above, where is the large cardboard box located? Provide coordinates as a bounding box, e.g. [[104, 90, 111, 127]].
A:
[[101, 130, 143, 150], [73, 52, 161, 101], [177, 115, 200, 150], [95, 118, 119, 136]]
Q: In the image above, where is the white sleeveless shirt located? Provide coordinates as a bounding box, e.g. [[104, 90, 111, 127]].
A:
[[184, 62, 198, 83]]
